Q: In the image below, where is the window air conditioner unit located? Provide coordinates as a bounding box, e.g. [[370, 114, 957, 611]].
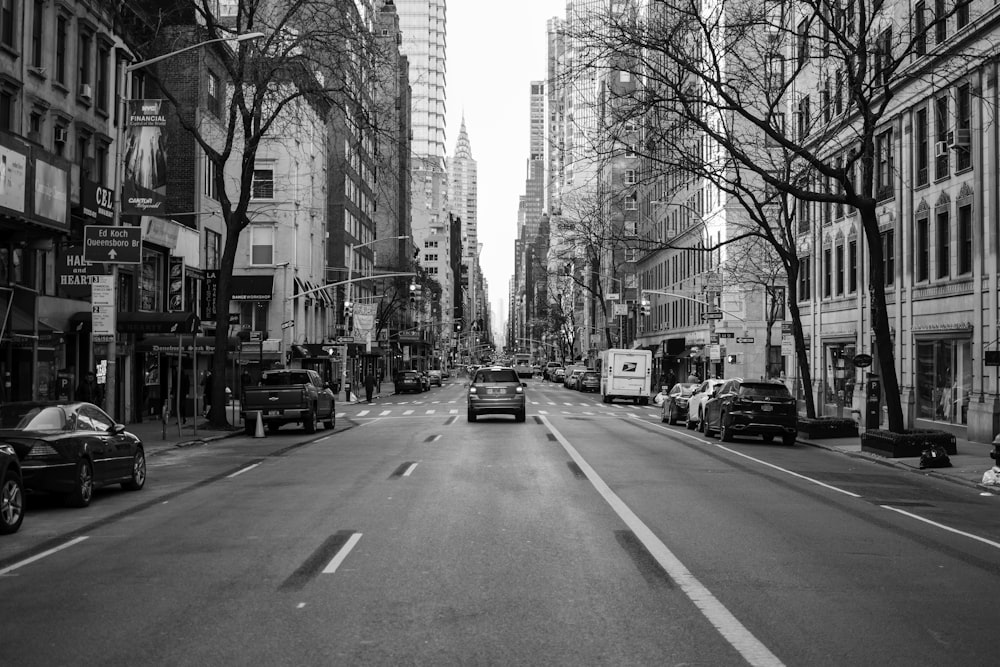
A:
[[951, 128, 971, 149], [934, 141, 949, 157], [54, 127, 68, 143], [79, 83, 92, 99]]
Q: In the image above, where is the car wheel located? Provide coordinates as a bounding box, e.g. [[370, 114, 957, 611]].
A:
[[121, 448, 146, 491], [66, 458, 94, 508], [668, 406, 678, 426], [303, 406, 317, 434], [660, 408, 668, 423], [515, 409, 526, 423], [761, 434, 774, 443], [0, 469, 24, 535], [782, 435, 797, 446], [686, 416, 697, 430], [323, 409, 335, 430], [720, 415, 734, 442], [701, 414, 713, 437], [698, 412, 706, 433], [467, 409, 477, 422]]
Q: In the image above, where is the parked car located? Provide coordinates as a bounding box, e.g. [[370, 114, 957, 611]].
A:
[[660, 382, 699, 425], [467, 366, 527, 422], [701, 379, 798, 445], [0, 401, 146, 508], [0, 443, 24, 534], [564, 366, 588, 389], [543, 362, 563, 381], [242, 369, 336, 435], [553, 368, 566, 382], [419, 372, 432, 391], [685, 378, 728, 430], [441, 368, 451, 379], [577, 371, 601, 393], [395, 370, 424, 394], [428, 370, 443, 386]]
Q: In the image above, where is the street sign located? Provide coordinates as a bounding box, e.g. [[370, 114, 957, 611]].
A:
[[717, 332, 735, 338], [336, 336, 355, 343], [606, 292, 620, 301], [83, 225, 143, 263], [281, 320, 295, 330], [736, 337, 755, 344], [705, 312, 724, 320], [91, 275, 115, 337]]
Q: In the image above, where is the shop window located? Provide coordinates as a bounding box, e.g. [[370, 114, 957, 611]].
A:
[[824, 343, 856, 414], [916, 338, 972, 425], [140, 250, 164, 311]]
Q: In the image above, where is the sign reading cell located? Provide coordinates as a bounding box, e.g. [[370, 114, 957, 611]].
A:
[[84, 225, 143, 263]]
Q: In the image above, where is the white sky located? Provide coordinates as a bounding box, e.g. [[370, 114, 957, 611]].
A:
[[445, 0, 567, 335]]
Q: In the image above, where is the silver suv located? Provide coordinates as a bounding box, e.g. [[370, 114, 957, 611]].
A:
[[467, 367, 526, 422]]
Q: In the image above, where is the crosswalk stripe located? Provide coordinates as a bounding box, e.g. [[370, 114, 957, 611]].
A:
[[358, 410, 369, 416], [427, 409, 435, 414], [380, 410, 390, 416], [403, 409, 414, 415]]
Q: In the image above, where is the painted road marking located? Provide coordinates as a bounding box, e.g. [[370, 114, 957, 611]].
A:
[[543, 417, 784, 667], [427, 409, 436, 415], [227, 463, 262, 479], [358, 410, 370, 417], [881, 505, 1000, 550], [380, 410, 391, 416], [322, 532, 363, 574], [402, 462, 419, 476], [403, 409, 414, 415], [0, 537, 89, 576]]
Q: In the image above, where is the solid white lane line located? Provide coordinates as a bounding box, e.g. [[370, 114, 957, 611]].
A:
[[542, 417, 784, 667], [402, 462, 419, 476], [0, 537, 89, 576], [715, 445, 862, 499], [880, 505, 1000, 550], [227, 462, 262, 478], [322, 532, 363, 574]]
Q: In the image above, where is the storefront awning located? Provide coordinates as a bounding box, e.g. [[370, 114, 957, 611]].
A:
[[231, 275, 274, 301], [70, 311, 201, 334]]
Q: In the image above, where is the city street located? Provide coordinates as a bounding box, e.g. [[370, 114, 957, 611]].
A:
[[2, 377, 999, 665]]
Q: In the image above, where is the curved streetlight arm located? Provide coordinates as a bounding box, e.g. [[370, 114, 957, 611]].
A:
[[125, 33, 265, 72], [641, 288, 746, 322]]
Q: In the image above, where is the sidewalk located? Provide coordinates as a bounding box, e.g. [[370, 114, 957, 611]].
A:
[[797, 431, 999, 493], [125, 404, 246, 456]]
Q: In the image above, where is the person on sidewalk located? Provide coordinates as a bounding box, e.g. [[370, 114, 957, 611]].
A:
[[364, 372, 376, 403], [201, 370, 214, 417], [76, 371, 104, 407], [170, 368, 191, 425]]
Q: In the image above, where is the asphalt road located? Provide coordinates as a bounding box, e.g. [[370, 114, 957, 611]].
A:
[[1, 377, 998, 665]]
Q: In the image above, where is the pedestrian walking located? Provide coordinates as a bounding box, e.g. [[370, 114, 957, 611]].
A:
[[686, 371, 700, 384], [201, 370, 214, 417], [76, 371, 104, 407], [364, 372, 376, 403]]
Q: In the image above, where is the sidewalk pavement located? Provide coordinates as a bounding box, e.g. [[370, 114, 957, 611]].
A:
[[796, 431, 1000, 493], [125, 411, 246, 456]]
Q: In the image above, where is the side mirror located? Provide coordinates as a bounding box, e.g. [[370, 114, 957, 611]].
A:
[[521, 382, 527, 388]]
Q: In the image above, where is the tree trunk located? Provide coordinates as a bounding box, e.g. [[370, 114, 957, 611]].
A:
[[860, 206, 904, 432], [786, 278, 816, 419], [206, 224, 242, 428]]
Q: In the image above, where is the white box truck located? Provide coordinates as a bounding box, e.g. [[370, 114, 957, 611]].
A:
[[599, 348, 652, 405]]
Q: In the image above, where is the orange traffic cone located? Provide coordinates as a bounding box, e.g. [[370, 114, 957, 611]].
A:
[[254, 410, 265, 438]]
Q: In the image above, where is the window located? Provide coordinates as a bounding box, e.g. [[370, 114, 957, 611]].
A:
[[798, 192, 810, 234], [935, 95, 949, 179], [798, 255, 811, 301], [835, 244, 844, 295], [913, 1, 926, 55], [835, 69, 844, 115], [250, 225, 274, 265], [936, 208, 950, 279], [915, 107, 929, 186], [0, 0, 15, 48], [797, 95, 810, 140], [797, 18, 809, 66], [251, 167, 274, 199], [624, 169, 636, 185], [934, 0, 947, 44], [0, 87, 13, 132], [823, 247, 832, 297], [218, 0, 238, 17], [874, 28, 892, 87], [821, 79, 831, 123], [205, 229, 221, 270], [848, 240, 858, 293], [94, 141, 109, 184], [619, 70, 631, 83], [55, 14, 67, 84], [882, 229, 895, 286], [203, 150, 219, 199], [96, 42, 110, 113], [916, 214, 929, 282], [30, 0, 43, 67], [958, 203, 972, 275], [956, 0, 970, 30], [78, 29, 92, 88], [424, 253, 438, 262], [624, 197, 637, 211], [207, 71, 222, 116], [955, 83, 971, 171], [875, 128, 893, 200]]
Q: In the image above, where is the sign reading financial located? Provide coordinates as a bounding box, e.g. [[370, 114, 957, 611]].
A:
[[91, 275, 116, 338], [122, 100, 168, 215], [84, 225, 143, 263]]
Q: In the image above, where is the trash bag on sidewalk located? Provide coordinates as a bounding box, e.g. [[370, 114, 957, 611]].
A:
[[982, 466, 1000, 486], [919, 444, 952, 469]]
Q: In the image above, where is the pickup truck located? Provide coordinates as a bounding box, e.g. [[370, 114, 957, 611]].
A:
[[241, 369, 336, 435]]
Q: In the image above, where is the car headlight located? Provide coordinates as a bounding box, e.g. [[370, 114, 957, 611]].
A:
[[469, 387, 478, 394], [515, 386, 523, 393], [0, 444, 14, 457]]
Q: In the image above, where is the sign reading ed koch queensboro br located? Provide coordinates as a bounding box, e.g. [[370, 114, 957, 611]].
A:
[[122, 99, 168, 215]]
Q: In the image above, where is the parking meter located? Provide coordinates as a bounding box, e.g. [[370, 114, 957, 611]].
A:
[[866, 373, 881, 429]]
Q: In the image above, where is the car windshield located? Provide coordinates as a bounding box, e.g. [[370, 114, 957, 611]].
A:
[[14, 406, 68, 430], [672, 383, 697, 395], [262, 372, 312, 386], [739, 384, 792, 398], [474, 369, 519, 383]]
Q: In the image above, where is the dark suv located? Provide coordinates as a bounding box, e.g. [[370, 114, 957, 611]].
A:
[[701, 380, 798, 445], [467, 367, 526, 422]]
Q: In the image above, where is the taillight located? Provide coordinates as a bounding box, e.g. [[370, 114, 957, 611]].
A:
[[27, 443, 60, 459]]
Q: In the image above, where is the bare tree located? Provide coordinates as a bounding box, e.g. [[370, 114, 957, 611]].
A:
[[131, 0, 396, 426], [560, 0, 990, 432]]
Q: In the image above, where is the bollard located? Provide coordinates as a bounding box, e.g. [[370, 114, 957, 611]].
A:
[[254, 410, 265, 438]]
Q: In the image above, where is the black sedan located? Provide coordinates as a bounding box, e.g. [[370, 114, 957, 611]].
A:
[[0, 443, 24, 534], [0, 402, 146, 508], [395, 371, 424, 394]]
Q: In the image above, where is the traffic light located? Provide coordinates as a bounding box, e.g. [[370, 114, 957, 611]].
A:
[[726, 354, 737, 364], [343, 300, 353, 319], [639, 299, 651, 317]]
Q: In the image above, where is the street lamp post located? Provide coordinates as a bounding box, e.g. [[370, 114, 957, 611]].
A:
[[105, 31, 264, 425]]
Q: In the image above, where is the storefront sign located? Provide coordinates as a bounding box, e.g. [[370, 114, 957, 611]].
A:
[[57, 245, 104, 298], [33, 157, 70, 229], [84, 225, 143, 263], [168, 257, 185, 312], [202, 270, 219, 321], [0, 139, 28, 215], [81, 180, 114, 223]]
